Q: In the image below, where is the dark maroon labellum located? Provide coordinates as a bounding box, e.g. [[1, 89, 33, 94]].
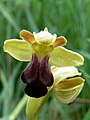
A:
[[21, 54, 53, 98]]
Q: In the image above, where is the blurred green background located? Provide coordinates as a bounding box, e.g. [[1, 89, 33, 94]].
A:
[[0, 0, 90, 120]]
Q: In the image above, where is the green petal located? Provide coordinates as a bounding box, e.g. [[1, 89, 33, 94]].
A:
[[49, 46, 84, 67], [51, 66, 81, 85], [26, 91, 50, 120], [4, 39, 32, 61], [53, 77, 84, 104]]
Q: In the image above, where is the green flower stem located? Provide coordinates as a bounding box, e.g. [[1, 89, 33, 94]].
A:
[[9, 95, 28, 120]]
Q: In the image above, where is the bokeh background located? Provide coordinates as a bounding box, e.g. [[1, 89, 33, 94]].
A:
[[0, 0, 90, 120]]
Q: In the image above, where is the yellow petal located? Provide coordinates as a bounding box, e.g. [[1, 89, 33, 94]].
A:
[[51, 66, 81, 85], [53, 36, 67, 47], [53, 77, 84, 104], [4, 39, 32, 61], [49, 46, 84, 67], [26, 91, 50, 120], [20, 29, 35, 44]]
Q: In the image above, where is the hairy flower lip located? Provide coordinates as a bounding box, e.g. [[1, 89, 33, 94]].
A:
[[21, 53, 54, 97], [25, 81, 48, 98]]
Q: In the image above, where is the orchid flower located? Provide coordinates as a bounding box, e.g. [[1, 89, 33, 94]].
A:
[[3, 28, 85, 120]]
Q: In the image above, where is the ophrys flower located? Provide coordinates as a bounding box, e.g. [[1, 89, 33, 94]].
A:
[[4, 28, 85, 120]]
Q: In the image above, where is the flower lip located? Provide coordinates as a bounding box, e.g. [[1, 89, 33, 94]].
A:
[[25, 80, 48, 98], [21, 53, 54, 98]]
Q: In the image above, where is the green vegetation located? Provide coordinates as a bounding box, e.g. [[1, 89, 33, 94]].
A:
[[0, 0, 90, 120]]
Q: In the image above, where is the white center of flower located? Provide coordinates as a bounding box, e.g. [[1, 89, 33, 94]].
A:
[[33, 28, 57, 46]]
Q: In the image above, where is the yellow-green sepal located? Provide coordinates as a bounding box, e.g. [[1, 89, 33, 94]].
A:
[[49, 46, 84, 67], [53, 77, 84, 104], [4, 39, 32, 61], [26, 91, 51, 120]]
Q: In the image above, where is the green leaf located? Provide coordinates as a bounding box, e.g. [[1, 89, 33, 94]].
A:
[[49, 46, 84, 67], [4, 39, 32, 61], [83, 108, 90, 120], [26, 91, 51, 120]]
